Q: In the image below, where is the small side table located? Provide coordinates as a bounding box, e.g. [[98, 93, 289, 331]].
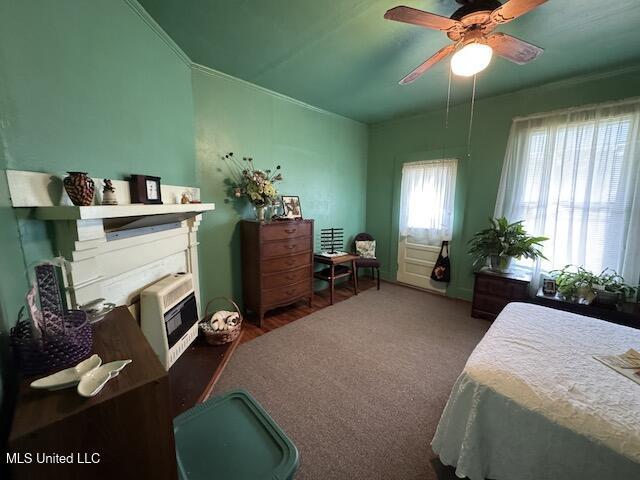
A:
[[313, 253, 359, 305], [471, 267, 531, 320]]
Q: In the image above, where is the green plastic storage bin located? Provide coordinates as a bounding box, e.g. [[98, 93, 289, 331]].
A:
[[174, 389, 299, 480]]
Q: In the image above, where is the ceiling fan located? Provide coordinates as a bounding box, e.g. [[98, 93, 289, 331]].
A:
[[385, 0, 548, 84]]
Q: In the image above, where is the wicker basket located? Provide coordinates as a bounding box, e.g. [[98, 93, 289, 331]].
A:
[[10, 310, 93, 376], [199, 297, 242, 346]]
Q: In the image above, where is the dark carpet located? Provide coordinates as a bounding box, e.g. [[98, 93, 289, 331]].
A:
[[215, 283, 490, 479]]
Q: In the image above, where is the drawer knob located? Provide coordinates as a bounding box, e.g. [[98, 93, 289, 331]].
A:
[[286, 260, 294, 265], [285, 275, 294, 280], [285, 228, 297, 234], [285, 245, 295, 250]]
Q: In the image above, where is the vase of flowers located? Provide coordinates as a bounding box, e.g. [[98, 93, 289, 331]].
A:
[[223, 152, 282, 221], [253, 204, 266, 222]]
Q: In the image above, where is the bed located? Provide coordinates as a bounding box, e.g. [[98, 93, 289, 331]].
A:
[[431, 302, 640, 480]]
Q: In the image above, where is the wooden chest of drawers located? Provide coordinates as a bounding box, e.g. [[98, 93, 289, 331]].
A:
[[241, 219, 314, 326], [471, 267, 531, 320]]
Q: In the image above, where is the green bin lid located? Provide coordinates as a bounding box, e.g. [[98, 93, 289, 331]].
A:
[[174, 389, 299, 480]]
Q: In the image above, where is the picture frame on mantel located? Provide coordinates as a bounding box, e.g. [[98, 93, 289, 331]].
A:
[[129, 175, 163, 205]]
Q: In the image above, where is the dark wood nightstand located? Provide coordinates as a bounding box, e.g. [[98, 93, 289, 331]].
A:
[[531, 288, 640, 329], [471, 267, 531, 320]]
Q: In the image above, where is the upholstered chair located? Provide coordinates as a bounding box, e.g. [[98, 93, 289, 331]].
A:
[[353, 232, 381, 290]]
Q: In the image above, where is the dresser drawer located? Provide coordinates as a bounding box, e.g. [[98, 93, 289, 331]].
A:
[[263, 237, 311, 258], [475, 275, 509, 295], [262, 252, 310, 273], [262, 280, 310, 306], [476, 276, 527, 298], [262, 222, 311, 241], [263, 266, 310, 288], [472, 293, 511, 317]]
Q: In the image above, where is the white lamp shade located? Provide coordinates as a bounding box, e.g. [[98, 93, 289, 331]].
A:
[[451, 43, 493, 77]]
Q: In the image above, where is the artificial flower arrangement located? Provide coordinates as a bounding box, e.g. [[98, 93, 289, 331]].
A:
[[223, 152, 283, 220]]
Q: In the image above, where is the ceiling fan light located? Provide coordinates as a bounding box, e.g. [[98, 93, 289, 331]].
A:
[[451, 43, 493, 77]]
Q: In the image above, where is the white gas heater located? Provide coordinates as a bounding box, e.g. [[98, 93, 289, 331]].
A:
[[140, 273, 199, 370]]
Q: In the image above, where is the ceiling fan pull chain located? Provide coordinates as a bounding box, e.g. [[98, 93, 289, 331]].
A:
[[467, 74, 477, 159], [441, 66, 453, 161]]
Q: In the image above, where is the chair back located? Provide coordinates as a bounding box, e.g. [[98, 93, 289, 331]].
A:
[[354, 232, 374, 242], [353, 232, 374, 253]]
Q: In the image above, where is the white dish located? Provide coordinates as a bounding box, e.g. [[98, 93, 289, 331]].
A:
[[77, 360, 132, 398], [30, 354, 102, 390]]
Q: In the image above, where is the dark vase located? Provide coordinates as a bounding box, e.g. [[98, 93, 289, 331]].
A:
[[63, 172, 95, 206]]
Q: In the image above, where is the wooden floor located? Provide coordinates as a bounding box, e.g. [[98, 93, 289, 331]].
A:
[[240, 276, 378, 344]]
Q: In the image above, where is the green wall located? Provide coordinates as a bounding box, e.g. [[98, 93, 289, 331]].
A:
[[0, 0, 196, 330], [0, 2, 637, 335], [366, 66, 640, 300], [191, 67, 368, 302]]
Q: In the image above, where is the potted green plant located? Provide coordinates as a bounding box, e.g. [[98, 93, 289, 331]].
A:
[[468, 217, 548, 273], [593, 268, 638, 305], [550, 265, 599, 303]]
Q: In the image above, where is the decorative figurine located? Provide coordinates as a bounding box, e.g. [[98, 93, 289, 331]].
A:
[[101, 179, 118, 205], [63, 172, 95, 206]]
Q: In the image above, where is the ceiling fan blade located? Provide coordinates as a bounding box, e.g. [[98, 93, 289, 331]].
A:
[[491, 0, 548, 24], [384, 6, 462, 33], [486, 32, 544, 64], [399, 44, 456, 85]]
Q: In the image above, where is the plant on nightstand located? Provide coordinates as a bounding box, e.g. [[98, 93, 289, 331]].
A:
[[552, 265, 638, 304], [467, 217, 548, 273], [550, 265, 598, 303]]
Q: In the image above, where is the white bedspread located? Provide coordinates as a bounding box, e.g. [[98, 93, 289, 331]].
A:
[[431, 302, 640, 480]]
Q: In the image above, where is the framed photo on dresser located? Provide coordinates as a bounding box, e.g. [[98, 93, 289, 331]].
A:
[[282, 195, 302, 219]]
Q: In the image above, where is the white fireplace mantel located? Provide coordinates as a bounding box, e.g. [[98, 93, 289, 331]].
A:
[[6, 170, 214, 314], [34, 203, 215, 220]]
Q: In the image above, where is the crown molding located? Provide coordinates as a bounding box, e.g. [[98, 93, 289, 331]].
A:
[[524, 63, 640, 93], [123, 1, 363, 125], [190, 63, 364, 125], [123, 0, 191, 67], [372, 63, 640, 127]]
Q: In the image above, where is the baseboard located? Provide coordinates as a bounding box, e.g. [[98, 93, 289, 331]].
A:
[[447, 286, 473, 302]]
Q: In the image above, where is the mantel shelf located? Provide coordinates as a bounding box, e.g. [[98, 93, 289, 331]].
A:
[[31, 203, 215, 220]]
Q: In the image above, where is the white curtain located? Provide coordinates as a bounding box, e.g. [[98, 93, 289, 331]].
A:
[[399, 159, 457, 245], [495, 99, 640, 287]]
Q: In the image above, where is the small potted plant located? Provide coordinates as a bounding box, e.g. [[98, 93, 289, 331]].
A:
[[551, 266, 639, 305], [592, 268, 638, 305], [468, 217, 548, 273], [550, 265, 599, 303]]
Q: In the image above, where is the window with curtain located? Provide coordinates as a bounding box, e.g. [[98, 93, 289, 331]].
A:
[[495, 99, 640, 285], [399, 159, 457, 245]]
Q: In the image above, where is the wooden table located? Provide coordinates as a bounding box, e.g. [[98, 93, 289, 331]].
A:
[[313, 253, 359, 305], [8, 306, 177, 480]]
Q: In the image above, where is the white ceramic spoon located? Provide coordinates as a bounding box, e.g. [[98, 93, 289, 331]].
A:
[[30, 354, 102, 391], [77, 360, 132, 398]]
